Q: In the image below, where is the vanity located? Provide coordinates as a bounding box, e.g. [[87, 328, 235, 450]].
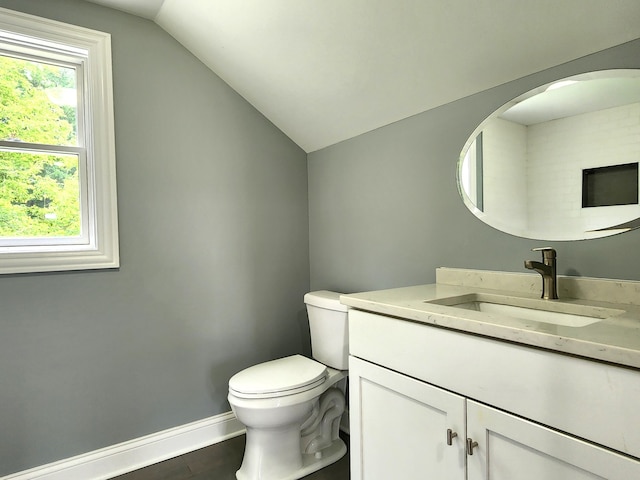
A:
[[341, 268, 640, 479]]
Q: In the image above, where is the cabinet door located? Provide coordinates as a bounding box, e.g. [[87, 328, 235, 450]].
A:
[[349, 356, 466, 480], [466, 400, 640, 480]]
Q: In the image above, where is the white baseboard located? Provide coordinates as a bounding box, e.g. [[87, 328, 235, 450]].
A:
[[2, 412, 245, 480]]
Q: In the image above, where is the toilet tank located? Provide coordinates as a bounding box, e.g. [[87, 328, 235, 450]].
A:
[[304, 290, 349, 370]]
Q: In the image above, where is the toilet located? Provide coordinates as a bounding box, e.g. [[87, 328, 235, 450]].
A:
[[228, 290, 349, 480]]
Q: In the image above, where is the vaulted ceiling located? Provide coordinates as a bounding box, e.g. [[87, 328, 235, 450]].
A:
[[83, 0, 640, 152]]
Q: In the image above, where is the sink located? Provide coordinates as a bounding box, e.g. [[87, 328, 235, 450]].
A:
[[426, 293, 625, 327]]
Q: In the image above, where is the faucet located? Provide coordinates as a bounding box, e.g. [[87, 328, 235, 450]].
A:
[[524, 247, 558, 300]]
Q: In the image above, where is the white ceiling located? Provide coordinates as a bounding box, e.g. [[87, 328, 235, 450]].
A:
[[84, 0, 640, 152]]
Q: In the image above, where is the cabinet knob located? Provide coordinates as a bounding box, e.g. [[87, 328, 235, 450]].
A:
[[466, 438, 479, 455], [446, 429, 458, 446]]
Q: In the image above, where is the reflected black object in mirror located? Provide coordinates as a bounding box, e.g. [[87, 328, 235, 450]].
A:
[[582, 163, 639, 208]]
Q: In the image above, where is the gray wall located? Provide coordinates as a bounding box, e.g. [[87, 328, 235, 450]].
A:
[[309, 39, 640, 293], [0, 0, 309, 476]]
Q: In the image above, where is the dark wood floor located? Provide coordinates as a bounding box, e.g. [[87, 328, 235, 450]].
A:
[[111, 432, 349, 480]]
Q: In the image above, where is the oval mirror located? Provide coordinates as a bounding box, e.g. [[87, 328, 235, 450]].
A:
[[458, 69, 640, 240]]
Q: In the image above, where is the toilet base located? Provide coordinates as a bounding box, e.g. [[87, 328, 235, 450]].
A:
[[235, 436, 347, 480]]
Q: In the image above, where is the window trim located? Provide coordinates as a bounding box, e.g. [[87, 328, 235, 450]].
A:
[[0, 7, 119, 274]]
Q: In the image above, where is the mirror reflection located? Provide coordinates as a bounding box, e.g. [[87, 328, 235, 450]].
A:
[[459, 69, 640, 240]]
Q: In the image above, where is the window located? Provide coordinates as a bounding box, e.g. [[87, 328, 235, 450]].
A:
[[0, 7, 118, 274]]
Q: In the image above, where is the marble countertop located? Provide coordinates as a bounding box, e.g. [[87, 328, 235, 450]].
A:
[[340, 268, 640, 370]]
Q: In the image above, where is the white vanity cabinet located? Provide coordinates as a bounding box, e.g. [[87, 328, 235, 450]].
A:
[[466, 400, 639, 479], [348, 309, 640, 479], [350, 357, 466, 479]]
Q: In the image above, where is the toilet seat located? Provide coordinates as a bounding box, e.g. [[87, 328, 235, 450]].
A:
[[229, 355, 328, 399]]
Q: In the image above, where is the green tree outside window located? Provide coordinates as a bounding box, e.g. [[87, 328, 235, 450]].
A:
[[0, 55, 80, 237]]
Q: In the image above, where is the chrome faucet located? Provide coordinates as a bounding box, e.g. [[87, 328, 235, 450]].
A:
[[524, 247, 558, 300]]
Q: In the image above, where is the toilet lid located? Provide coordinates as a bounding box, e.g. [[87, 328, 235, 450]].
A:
[[229, 355, 328, 399]]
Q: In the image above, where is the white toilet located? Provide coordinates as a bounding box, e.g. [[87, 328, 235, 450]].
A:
[[228, 290, 349, 480]]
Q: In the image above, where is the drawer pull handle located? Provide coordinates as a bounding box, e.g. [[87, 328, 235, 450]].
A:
[[466, 438, 479, 455], [446, 429, 458, 446]]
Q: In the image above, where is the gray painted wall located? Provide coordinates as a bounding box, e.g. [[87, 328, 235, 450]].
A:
[[0, 0, 309, 475], [309, 39, 640, 293]]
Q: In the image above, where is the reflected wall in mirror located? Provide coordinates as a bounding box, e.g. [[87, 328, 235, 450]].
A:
[[458, 69, 640, 241]]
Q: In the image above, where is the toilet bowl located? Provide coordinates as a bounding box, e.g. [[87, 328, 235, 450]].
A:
[[228, 291, 349, 480]]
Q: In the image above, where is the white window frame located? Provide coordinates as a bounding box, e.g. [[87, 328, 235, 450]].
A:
[[0, 7, 119, 274]]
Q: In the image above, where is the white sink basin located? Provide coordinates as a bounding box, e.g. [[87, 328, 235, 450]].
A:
[[426, 293, 625, 327]]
